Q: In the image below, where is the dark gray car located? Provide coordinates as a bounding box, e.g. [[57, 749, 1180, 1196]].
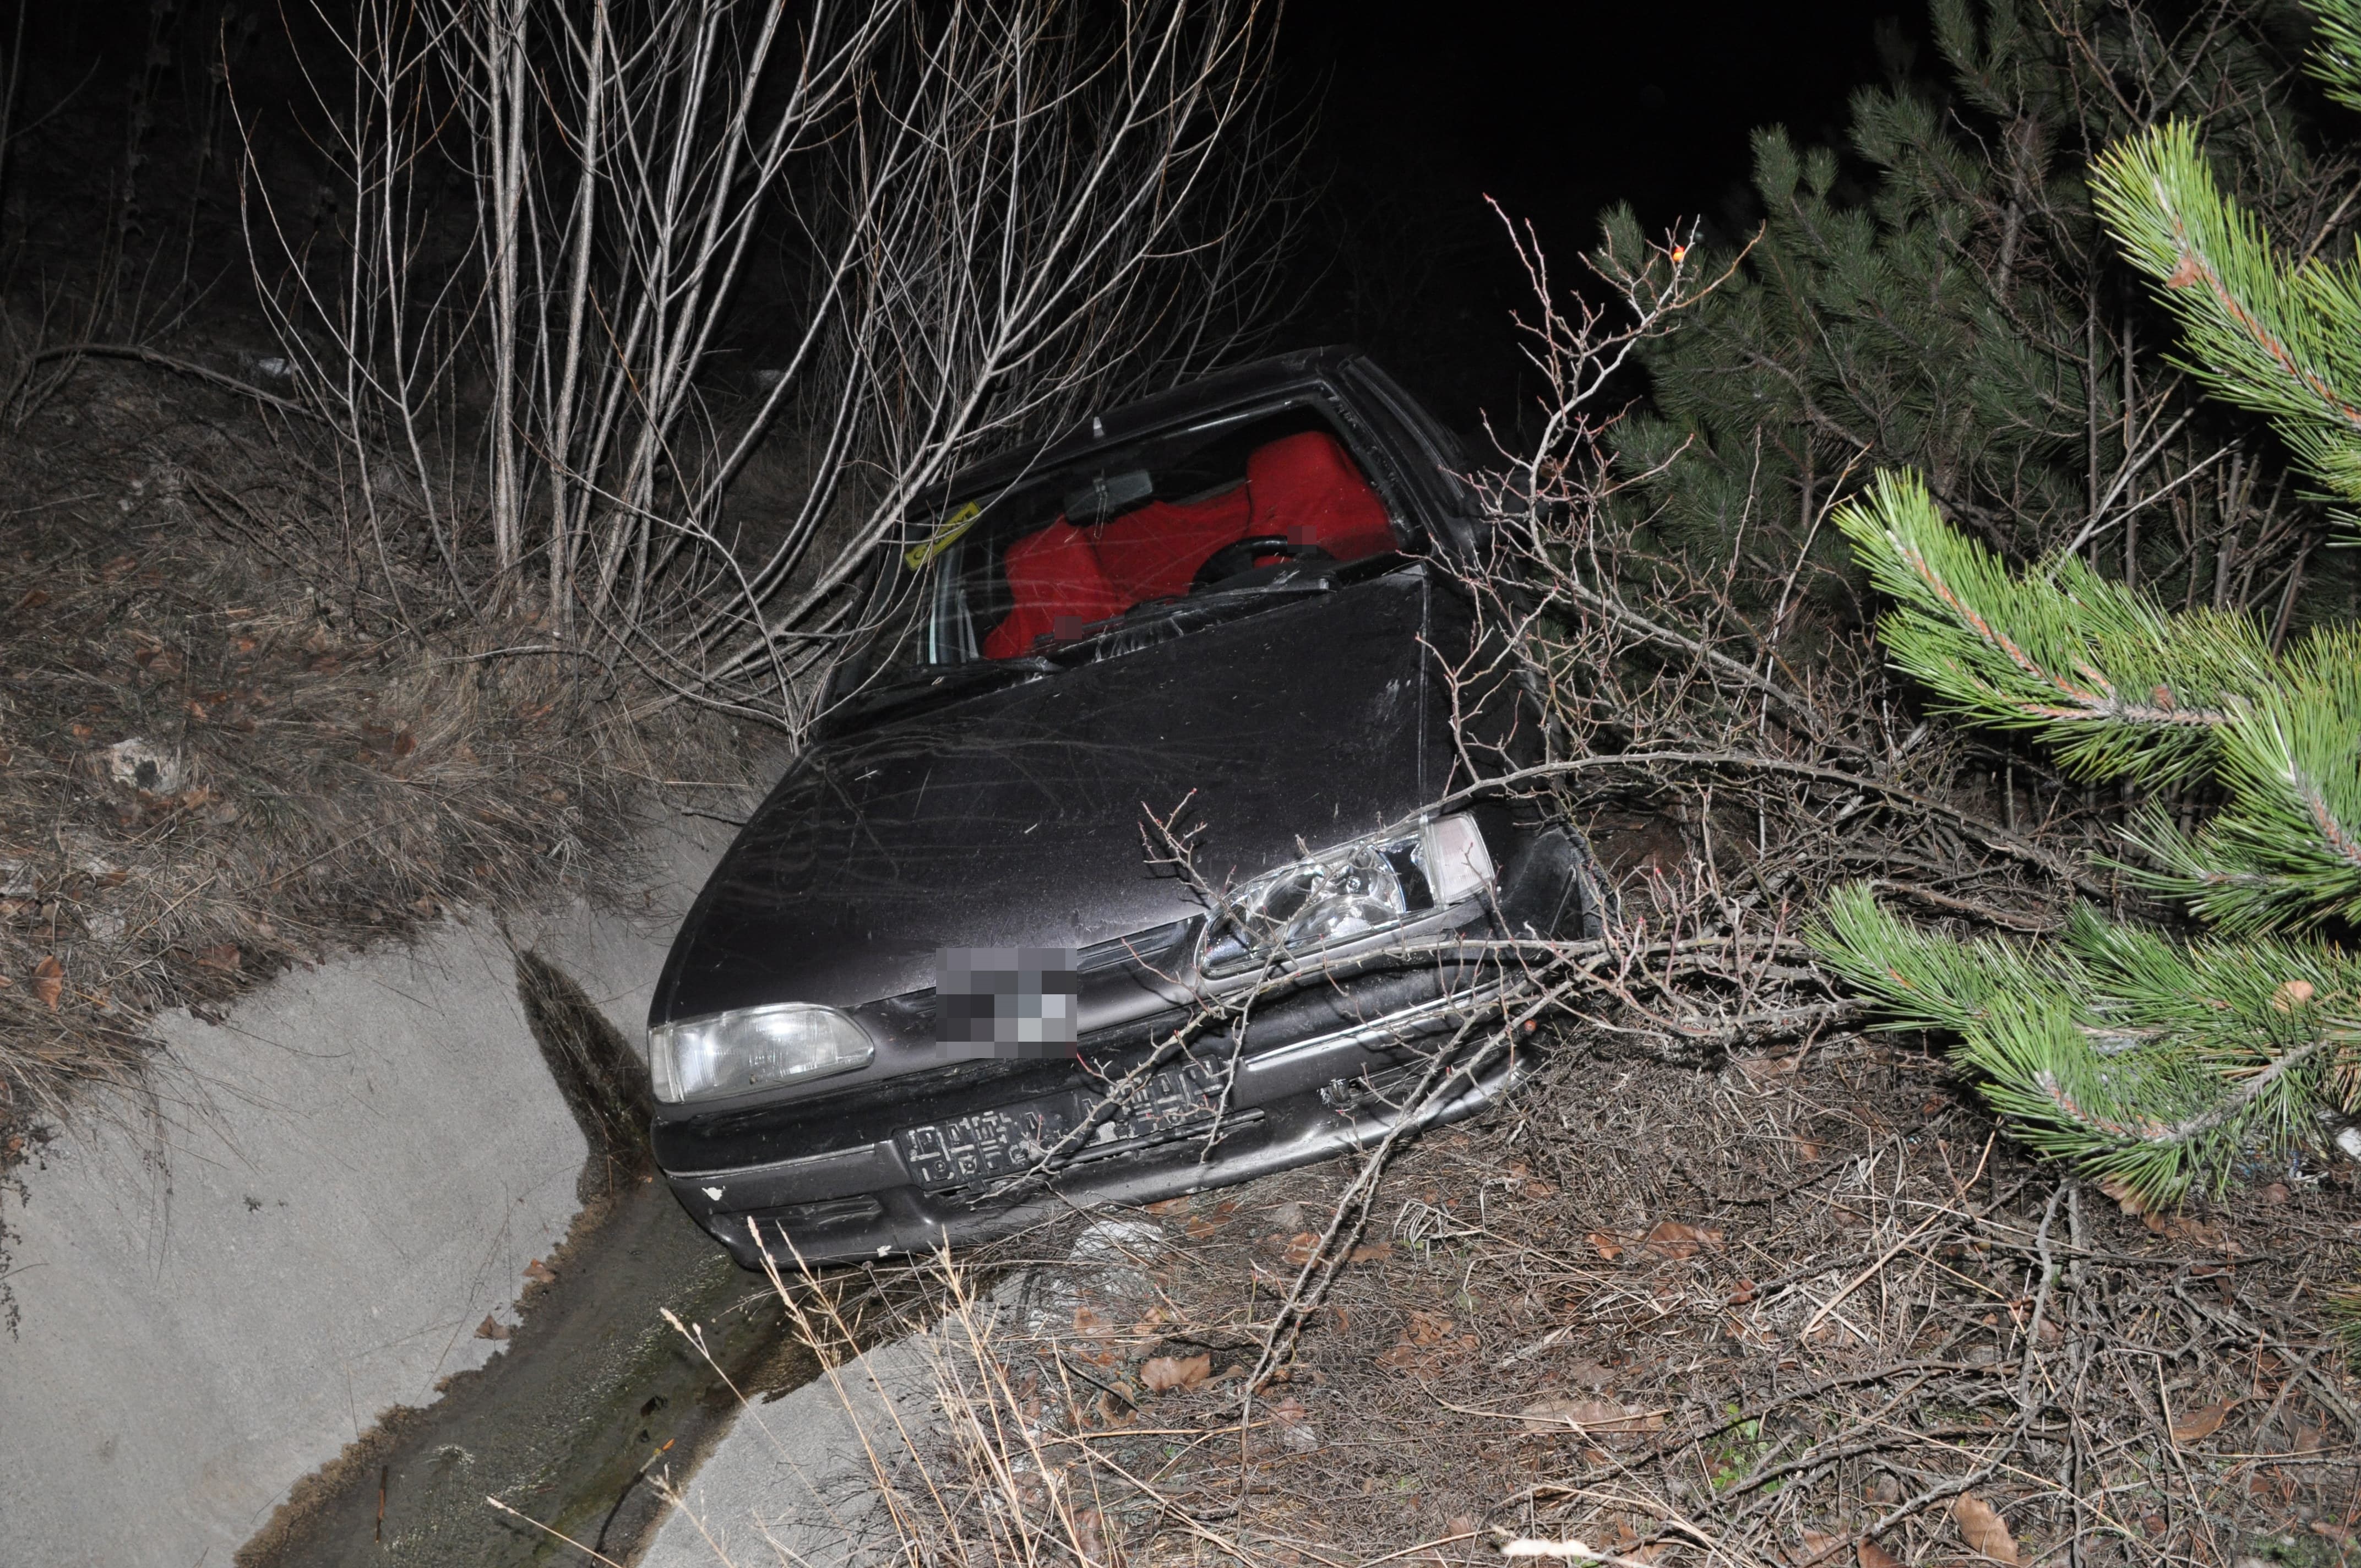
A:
[[647, 348, 1604, 1267]]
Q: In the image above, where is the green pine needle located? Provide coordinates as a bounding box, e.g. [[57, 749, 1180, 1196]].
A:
[[1834, 471, 2273, 784], [2091, 121, 2361, 519], [1813, 886, 2361, 1202]]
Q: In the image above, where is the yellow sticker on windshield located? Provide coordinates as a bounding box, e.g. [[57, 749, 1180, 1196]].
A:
[[903, 500, 983, 570]]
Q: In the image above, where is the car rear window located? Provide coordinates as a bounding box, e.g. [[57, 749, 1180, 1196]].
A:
[[899, 401, 1401, 666]]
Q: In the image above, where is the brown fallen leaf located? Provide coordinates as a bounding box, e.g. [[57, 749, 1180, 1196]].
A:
[[1586, 1231, 1625, 1261], [2170, 1397, 2239, 1444], [2293, 1422, 2323, 1455], [1953, 1493, 2018, 1564], [1796, 1531, 1843, 1567], [1517, 1393, 1664, 1437], [1347, 1241, 1393, 1264], [1858, 1540, 1903, 1568], [2096, 1175, 2151, 1218], [1144, 1196, 1190, 1216], [1141, 1353, 1210, 1392], [2273, 979, 2317, 1012], [523, 1259, 559, 1285], [1281, 1231, 1320, 1266], [1644, 1220, 1723, 1260], [2157, 1213, 2237, 1252], [1071, 1305, 1114, 1338], [1406, 1309, 1455, 1346], [2263, 1182, 2292, 1205], [31, 955, 63, 1010], [1183, 1214, 1222, 1239], [193, 944, 242, 972], [474, 1314, 511, 1342]]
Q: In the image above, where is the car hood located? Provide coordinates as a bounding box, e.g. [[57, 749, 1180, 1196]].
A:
[[653, 569, 1445, 1021]]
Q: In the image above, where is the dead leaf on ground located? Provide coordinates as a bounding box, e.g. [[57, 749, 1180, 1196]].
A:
[[2170, 1397, 2239, 1444], [1144, 1197, 1190, 1216], [474, 1315, 510, 1342], [193, 944, 242, 971], [1071, 1305, 1114, 1338], [1141, 1353, 1210, 1392], [1268, 1392, 1317, 1451], [1281, 1231, 1320, 1266], [1795, 1530, 1843, 1566], [1183, 1213, 1222, 1239], [523, 1259, 559, 1284], [2156, 1213, 2237, 1253], [1858, 1540, 1903, 1568], [2096, 1175, 2151, 1218], [2293, 1422, 2323, 1455], [1347, 1241, 1392, 1264], [1952, 1493, 2018, 1564], [1517, 1393, 1663, 1437], [2264, 1182, 2292, 1205], [1586, 1232, 1626, 1261], [1644, 1220, 1722, 1260], [1406, 1309, 1455, 1346], [31, 954, 63, 1010]]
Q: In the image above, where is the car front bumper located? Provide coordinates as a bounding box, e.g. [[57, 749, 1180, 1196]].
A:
[[664, 968, 1527, 1268]]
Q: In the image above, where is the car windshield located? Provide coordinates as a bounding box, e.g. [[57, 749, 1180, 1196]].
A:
[[893, 400, 1401, 669]]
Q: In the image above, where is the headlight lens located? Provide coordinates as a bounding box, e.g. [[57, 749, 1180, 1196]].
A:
[[1199, 813, 1494, 976], [648, 1003, 875, 1104]]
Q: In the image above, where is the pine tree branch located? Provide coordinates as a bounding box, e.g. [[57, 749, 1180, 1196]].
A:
[[1837, 471, 2276, 783], [2092, 121, 2361, 518]]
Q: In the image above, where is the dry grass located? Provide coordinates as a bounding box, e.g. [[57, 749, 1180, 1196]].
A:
[[710, 1030, 2361, 1568], [0, 356, 747, 1177]]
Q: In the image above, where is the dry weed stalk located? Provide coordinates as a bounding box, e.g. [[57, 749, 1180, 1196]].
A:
[[0, 359, 746, 1177], [245, 0, 1295, 737]]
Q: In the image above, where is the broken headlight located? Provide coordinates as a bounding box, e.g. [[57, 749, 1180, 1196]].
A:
[[648, 1003, 875, 1104], [1198, 814, 1494, 977]]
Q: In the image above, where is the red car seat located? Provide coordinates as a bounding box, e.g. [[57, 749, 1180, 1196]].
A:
[[1245, 430, 1397, 562], [980, 522, 1126, 660], [980, 428, 1397, 660], [1089, 485, 1254, 606]]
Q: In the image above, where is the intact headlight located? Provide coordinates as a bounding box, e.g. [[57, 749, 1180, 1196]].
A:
[[648, 1003, 875, 1104], [1199, 813, 1494, 977]]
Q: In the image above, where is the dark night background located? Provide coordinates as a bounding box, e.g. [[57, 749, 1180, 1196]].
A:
[[1272, 0, 1912, 433], [9, 1, 1911, 440]]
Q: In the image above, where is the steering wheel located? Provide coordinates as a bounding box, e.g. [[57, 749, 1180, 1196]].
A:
[[1192, 535, 1309, 590]]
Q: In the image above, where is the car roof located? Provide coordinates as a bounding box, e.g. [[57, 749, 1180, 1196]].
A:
[[939, 345, 1367, 499]]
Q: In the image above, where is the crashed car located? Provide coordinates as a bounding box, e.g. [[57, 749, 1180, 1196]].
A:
[[647, 347, 1606, 1267]]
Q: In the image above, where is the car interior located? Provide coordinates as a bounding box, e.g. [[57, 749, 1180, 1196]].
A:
[[914, 405, 1402, 664]]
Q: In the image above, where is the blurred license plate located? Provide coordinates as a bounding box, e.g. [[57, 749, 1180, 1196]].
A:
[[897, 1059, 1223, 1187]]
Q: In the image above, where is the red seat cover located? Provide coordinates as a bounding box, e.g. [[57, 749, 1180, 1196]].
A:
[[979, 428, 1395, 659], [981, 522, 1125, 660], [1246, 430, 1396, 561], [1089, 486, 1253, 605]]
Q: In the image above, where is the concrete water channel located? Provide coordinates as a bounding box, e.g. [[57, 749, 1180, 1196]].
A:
[[0, 810, 864, 1568], [239, 1176, 814, 1566]]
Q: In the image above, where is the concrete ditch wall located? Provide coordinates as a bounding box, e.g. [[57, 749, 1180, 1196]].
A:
[[0, 813, 730, 1568]]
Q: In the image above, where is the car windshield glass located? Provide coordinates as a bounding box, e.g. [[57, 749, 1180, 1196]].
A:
[[893, 400, 1400, 669]]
